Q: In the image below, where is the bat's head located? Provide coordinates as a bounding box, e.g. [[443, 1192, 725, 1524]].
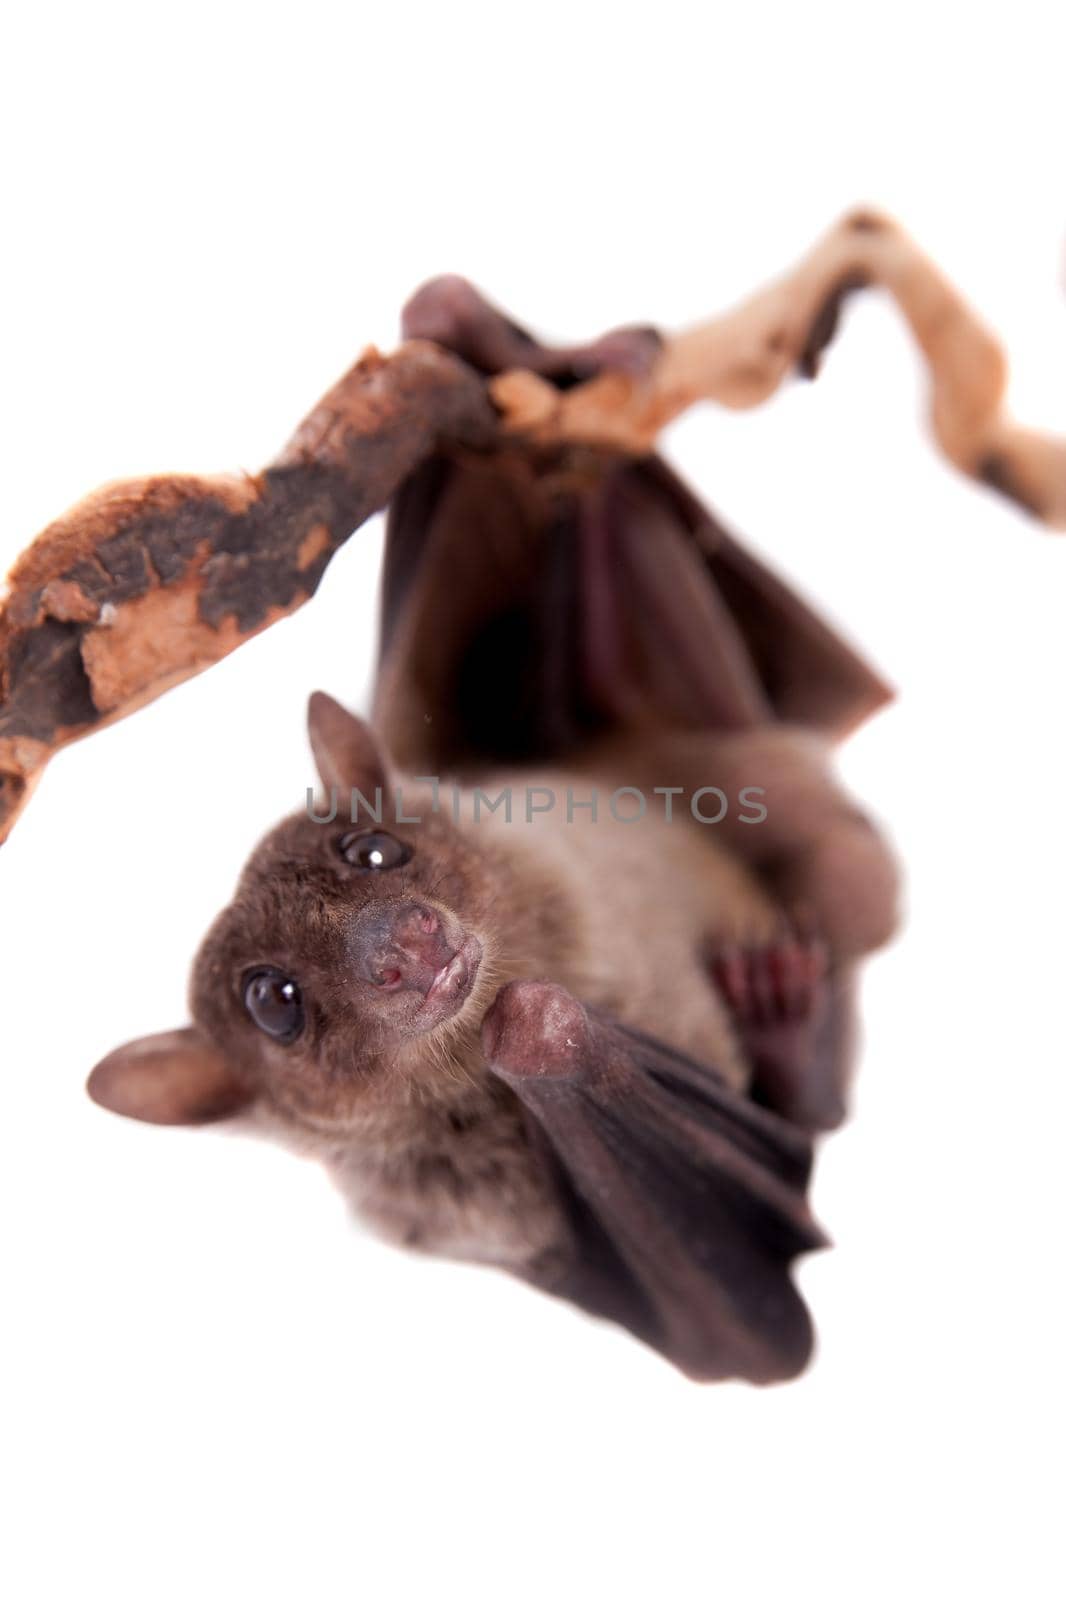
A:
[[86, 695, 512, 1136]]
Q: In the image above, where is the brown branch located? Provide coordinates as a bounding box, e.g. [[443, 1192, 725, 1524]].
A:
[[490, 209, 1066, 527], [4, 211, 1059, 848], [0, 341, 496, 845]]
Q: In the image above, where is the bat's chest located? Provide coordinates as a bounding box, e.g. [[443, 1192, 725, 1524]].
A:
[[324, 1090, 565, 1269], [328, 774, 780, 1260], [506, 788, 779, 1087]]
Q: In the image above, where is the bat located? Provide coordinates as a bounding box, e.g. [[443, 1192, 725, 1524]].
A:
[[87, 689, 897, 1384], [82, 279, 905, 1386], [4, 210, 1059, 1381]]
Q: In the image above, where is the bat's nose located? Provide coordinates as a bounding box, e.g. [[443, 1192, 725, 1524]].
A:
[[351, 901, 453, 996]]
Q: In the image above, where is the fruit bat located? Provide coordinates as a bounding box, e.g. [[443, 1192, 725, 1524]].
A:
[[3, 210, 1060, 1382], [88, 688, 898, 1383]]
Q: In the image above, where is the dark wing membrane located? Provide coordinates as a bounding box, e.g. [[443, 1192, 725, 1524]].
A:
[[483, 982, 826, 1384], [376, 452, 596, 766], [375, 447, 891, 773], [640, 457, 894, 739], [374, 277, 892, 775]]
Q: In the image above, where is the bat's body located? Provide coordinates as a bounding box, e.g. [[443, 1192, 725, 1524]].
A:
[[91, 692, 897, 1380], [458, 757, 775, 1081], [4, 222, 1054, 1379], [295, 751, 779, 1269], [63, 243, 1044, 1382], [77, 273, 910, 1381]]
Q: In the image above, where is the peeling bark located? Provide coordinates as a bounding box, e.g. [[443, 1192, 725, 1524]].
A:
[[3, 210, 1058, 846], [0, 342, 495, 843], [489, 210, 1066, 527]]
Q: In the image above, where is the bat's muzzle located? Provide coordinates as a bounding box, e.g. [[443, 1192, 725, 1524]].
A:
[[348, 901, 483, 1030]]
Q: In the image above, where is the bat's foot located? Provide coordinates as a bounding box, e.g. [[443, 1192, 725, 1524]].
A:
[[710, 928, 844, 1131]]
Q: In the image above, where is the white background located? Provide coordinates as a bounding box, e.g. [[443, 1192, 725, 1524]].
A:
[[2, 6, 1065, 1597]]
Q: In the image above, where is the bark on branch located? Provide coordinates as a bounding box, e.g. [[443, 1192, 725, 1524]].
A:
[[490, 209, 1066, 525], [3, 209, 1059, 848], [0, 342, 495, 844]]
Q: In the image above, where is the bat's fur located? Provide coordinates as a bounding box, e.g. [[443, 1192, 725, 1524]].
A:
[[62, 223, 1044, 1374], [170, 704, 898, 1275]]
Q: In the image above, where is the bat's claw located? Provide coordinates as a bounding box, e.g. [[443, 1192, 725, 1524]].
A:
[[710, 926, 844, 1131], [481, 980, 592, 1080], [710, 927, 828, 1030]]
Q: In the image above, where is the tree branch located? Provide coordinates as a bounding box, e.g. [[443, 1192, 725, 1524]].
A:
[[0, 342, 495, 845], [490, 209, 1066, 526]]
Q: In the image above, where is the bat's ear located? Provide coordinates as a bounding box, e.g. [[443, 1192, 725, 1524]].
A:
[[87, 1027, 253, 1126], [307, 692, 390, 798]]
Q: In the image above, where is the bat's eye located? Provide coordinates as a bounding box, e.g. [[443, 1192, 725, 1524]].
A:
[[243, 968, 305, 1041], [338, 830, 413, 871]]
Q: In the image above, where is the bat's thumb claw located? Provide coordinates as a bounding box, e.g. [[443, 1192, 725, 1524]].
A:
[[482, 980, 592, 1080]]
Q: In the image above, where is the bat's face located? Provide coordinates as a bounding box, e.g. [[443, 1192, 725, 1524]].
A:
[[86, 695, 509, 1134], [188, 797, 499, 1130]]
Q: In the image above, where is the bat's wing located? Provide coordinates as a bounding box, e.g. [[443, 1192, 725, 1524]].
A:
[[375, 279, 891, 773], [637, 456, 893, 738], [482, 980, 826, 1384]]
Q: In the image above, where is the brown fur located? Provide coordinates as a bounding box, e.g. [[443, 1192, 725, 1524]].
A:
[[179, 707, 897, 1272], [190, 770, 751, 1268], [89, 700, 898, 1278], [189, 764, 586, 1267]]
